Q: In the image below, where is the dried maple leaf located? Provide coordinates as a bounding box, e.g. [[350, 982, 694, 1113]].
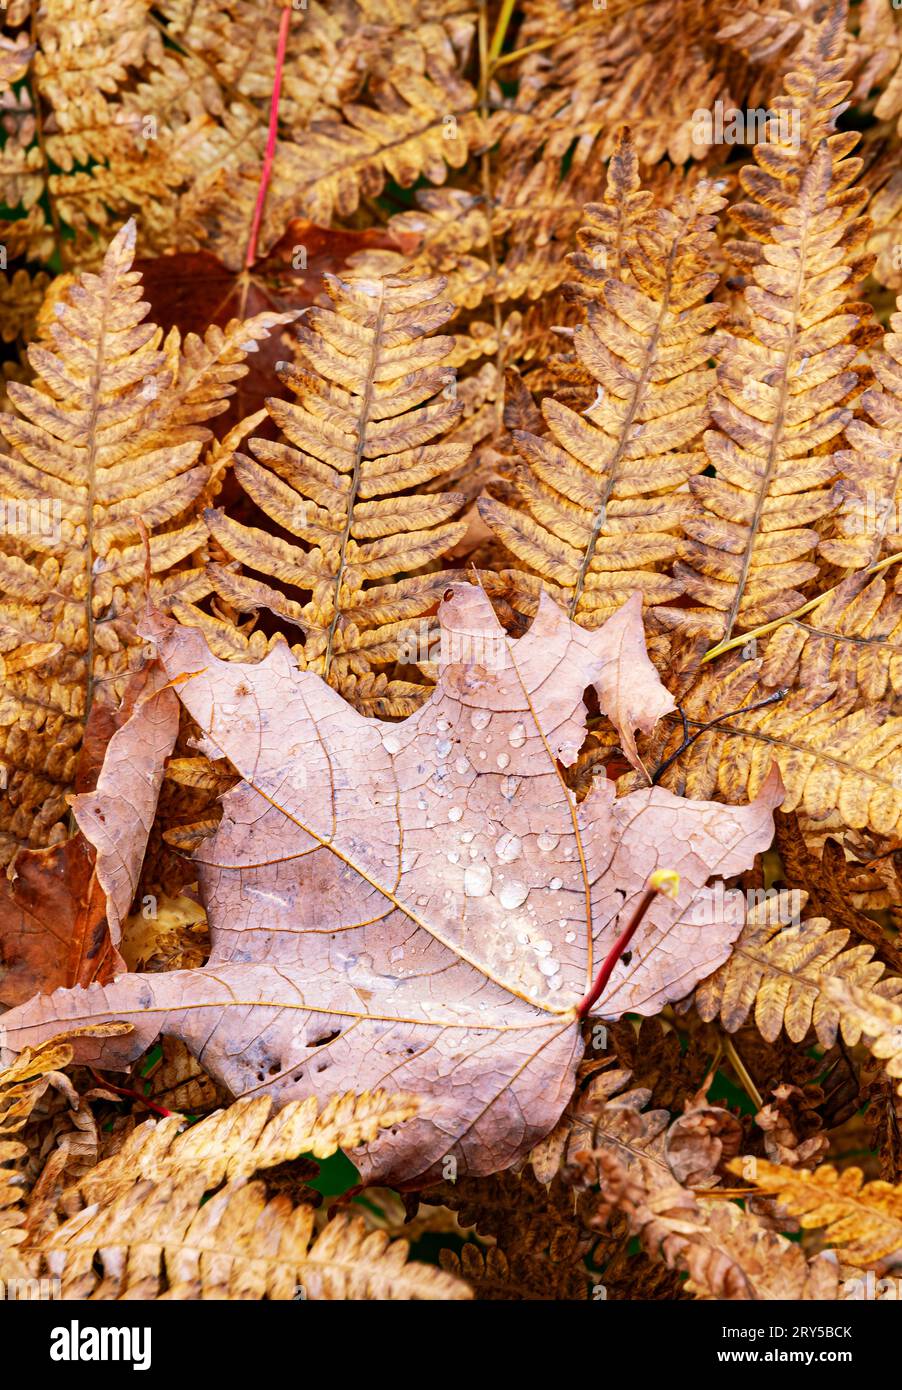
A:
[[0, 654, 179, 1006], [70, 660, 179, 941], [0, 837, 115, 1009], [0, 584, 780, 1185]]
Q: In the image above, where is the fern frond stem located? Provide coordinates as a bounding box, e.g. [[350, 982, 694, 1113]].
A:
[[689, 1187, 753, 1198], [701, 1039, 724, 1097], [244, 3, 291, 269], [700, 552, 902, 665], [722, 1034, 763, 1110], [83, 262, 116, 726], [490, 0, 644, 70], [720, 163, 815, 645], [323, 286, 386, 678], [577, 885, 657, 1019], [569, 226, 682, 619]]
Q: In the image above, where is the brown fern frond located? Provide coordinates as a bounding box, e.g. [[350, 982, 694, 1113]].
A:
[[580, 1148, 840, 1298], [562, 128, 655, 305], [651, 646, 902, 836], [0, 222, 289, 857], [756, 568, 902, 708], [690, 892, 902, 1045], [63, 1089, 419, 1213], [825, 979, 902, 1097], [190, 269, 470, 715], [507, 0, 743, 167], [820, 296, 902, 569], [427, 1166, 595, 1299], [773, 810, 902, 972], [0, 1026, 127, 1281], [440, 1237, 589, 1300], [0, 271, 51, 346], [732, 1154, 902, 1269], [477, 168, 726, 628], [34, 1184, 470, 1298], [669, 5, 879, 644]]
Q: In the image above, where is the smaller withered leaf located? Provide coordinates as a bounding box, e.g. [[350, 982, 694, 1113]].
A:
[[0, 586, 780, 1186]]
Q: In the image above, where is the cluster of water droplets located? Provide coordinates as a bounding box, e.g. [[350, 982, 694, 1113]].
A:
[[371, 695, 586, 998]]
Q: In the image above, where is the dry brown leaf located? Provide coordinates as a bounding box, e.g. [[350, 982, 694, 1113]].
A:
[[0, 584, 779, 1185], [70, 661, 179, 941]]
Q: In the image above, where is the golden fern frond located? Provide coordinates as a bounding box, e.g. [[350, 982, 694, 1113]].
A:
[[1, 1041, 69, 1278], [65, 1089, 419, 1212], [867, 172, 902, 292], [1, 1026, 126, 1280], [345, 133, 603, 395], [715, 0, 898, 109], [825, 979, 902, 1095], [669, 5, 878, 643], [0, 1033, 89, 1141], [191, 269, 469, 715], [268, 40, 485, 228], [0, 0, 187, 263], [563, 128, 655, 304], [756, 568, 902, 706], [2, 1, 483, 271], [477, 167, 725, 628], [0, 222, 288, 857], [690, 892, 902, 1044], [530, 1065, 674, 1186], [34, 1183, 470, 1299], [0, 271, 52, 346], [820, 297, 902, 569], [733, 1156, 902, 1269], [507, 0, 739, 167], [348, 187, 492, 311], [165, 19, 488, 267], [590, 1147, 840, 1299], [652, 645, 902, 836]]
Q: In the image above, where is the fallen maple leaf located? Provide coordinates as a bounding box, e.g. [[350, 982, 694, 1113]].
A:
[[0, 586, 780, 1184], [0, 662, 177, 1006], [0, 837, 114, 1008], [70, 662, 180, 941]]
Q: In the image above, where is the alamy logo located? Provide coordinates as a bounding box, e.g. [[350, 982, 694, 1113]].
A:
[[0, 495, 61, 539], [691, 101, 800, 150], [397, 620, 510, 670], [49, 1321, 151, 1371], [1, 1275, 59, 1300]]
